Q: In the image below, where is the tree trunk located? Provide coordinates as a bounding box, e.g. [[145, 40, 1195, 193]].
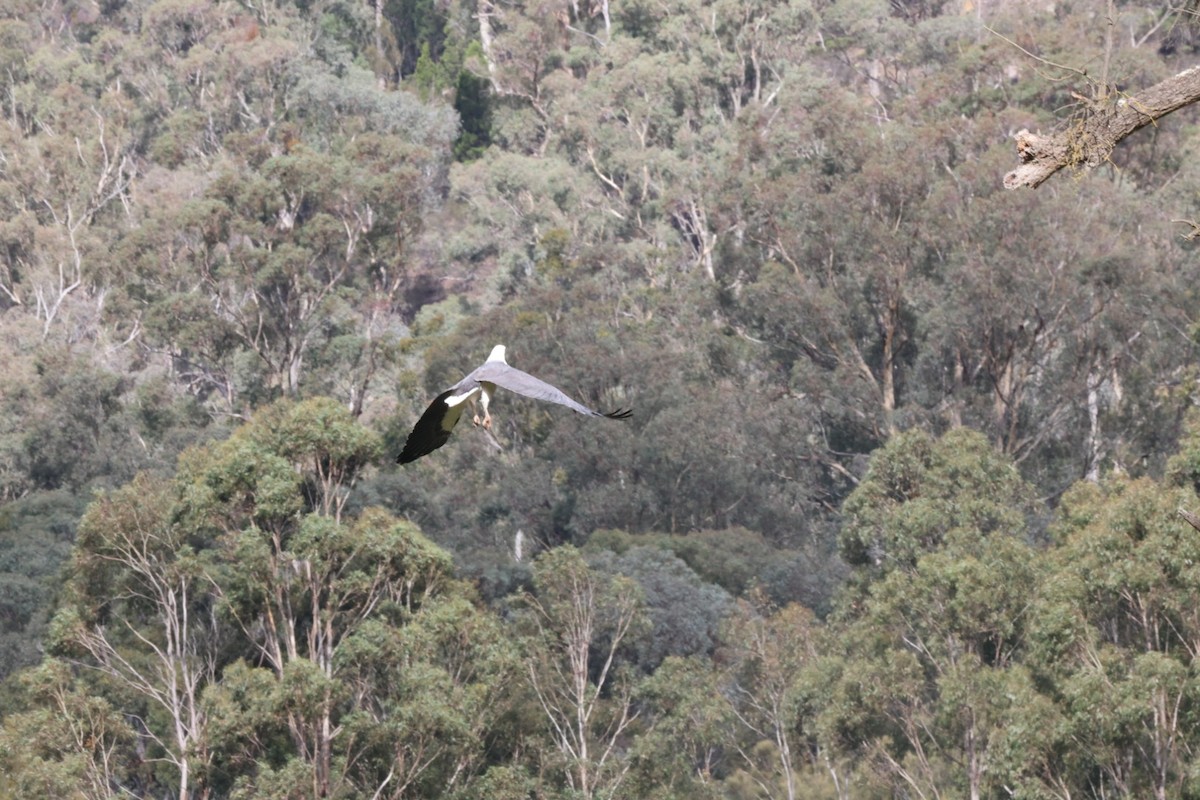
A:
[[477, 0, 501, 91], [1086, 362, 1103, 483]]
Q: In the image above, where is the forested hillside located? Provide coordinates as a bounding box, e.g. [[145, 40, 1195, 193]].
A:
[[4, 0, 1200, 796]]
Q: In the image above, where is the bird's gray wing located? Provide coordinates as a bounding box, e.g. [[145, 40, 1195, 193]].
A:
[[397, 389, 468, 464], [469, 363, 632, 419]]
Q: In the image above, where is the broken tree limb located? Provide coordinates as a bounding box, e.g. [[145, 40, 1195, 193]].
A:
[[1004, 64, 1200, 189]]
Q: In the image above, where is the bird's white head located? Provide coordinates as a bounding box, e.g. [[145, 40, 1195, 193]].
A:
[[486, 344, 507, 363]]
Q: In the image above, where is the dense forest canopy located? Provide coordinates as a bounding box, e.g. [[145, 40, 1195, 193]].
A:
[[3, 0, 1200, 797]]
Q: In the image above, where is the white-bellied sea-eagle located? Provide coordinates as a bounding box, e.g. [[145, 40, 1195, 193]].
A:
[[397, 345, 631, 464]]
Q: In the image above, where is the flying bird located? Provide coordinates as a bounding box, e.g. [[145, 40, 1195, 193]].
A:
[[397, 344, 632, 464]]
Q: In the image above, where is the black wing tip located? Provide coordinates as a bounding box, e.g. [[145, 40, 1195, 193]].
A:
[[396, 442, 427, 464], [397, 390, 460, 464], [397, 428, 454, 464], [604, 408, 633, 420], [397, 437, 447, 464]]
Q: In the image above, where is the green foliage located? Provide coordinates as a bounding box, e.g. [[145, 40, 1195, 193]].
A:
[[627, 656, 732, 800], [515, 546, 648, 797], [1016, 477, 1200, 798], [4, 398, 523, 798], [0, 490, 81, 679], [839, 428, 1037, 588], [612, 526, 846, 613], [452, 65, 493, 161], [0, 660, 135, 799], [587, 545, 732, 671], [821, 511, 1045, 796]]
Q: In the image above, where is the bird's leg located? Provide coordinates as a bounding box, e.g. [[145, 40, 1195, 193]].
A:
[[469, 391, 494, 428], [478, 387, 493, 429]]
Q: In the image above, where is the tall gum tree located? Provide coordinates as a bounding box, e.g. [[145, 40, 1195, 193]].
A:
[[51, 473, 218, 800], [822, 429, 1045, 799], [516, 546, 647, 800], [38, 397, 514, 799], [1021, 477, 1200, 800]]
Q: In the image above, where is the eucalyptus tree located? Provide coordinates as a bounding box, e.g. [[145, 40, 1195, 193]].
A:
[[23, 398, 518, 799], [51, 472, 220, 800], [514, 546, 647, 800], [722, 597, 828, 800], [118, 66, 455, 411], [0, 660, 136, 800], [818, 428, 1044, 799], [626, 656, 734, 800], [818, 533, 1044, 800], [1017, 477, 1200, 799], [0, 3, 136, 341], [837, 427, 1037, 590], [0, 0, 458, 415], [719, 0, 1200, 492]]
